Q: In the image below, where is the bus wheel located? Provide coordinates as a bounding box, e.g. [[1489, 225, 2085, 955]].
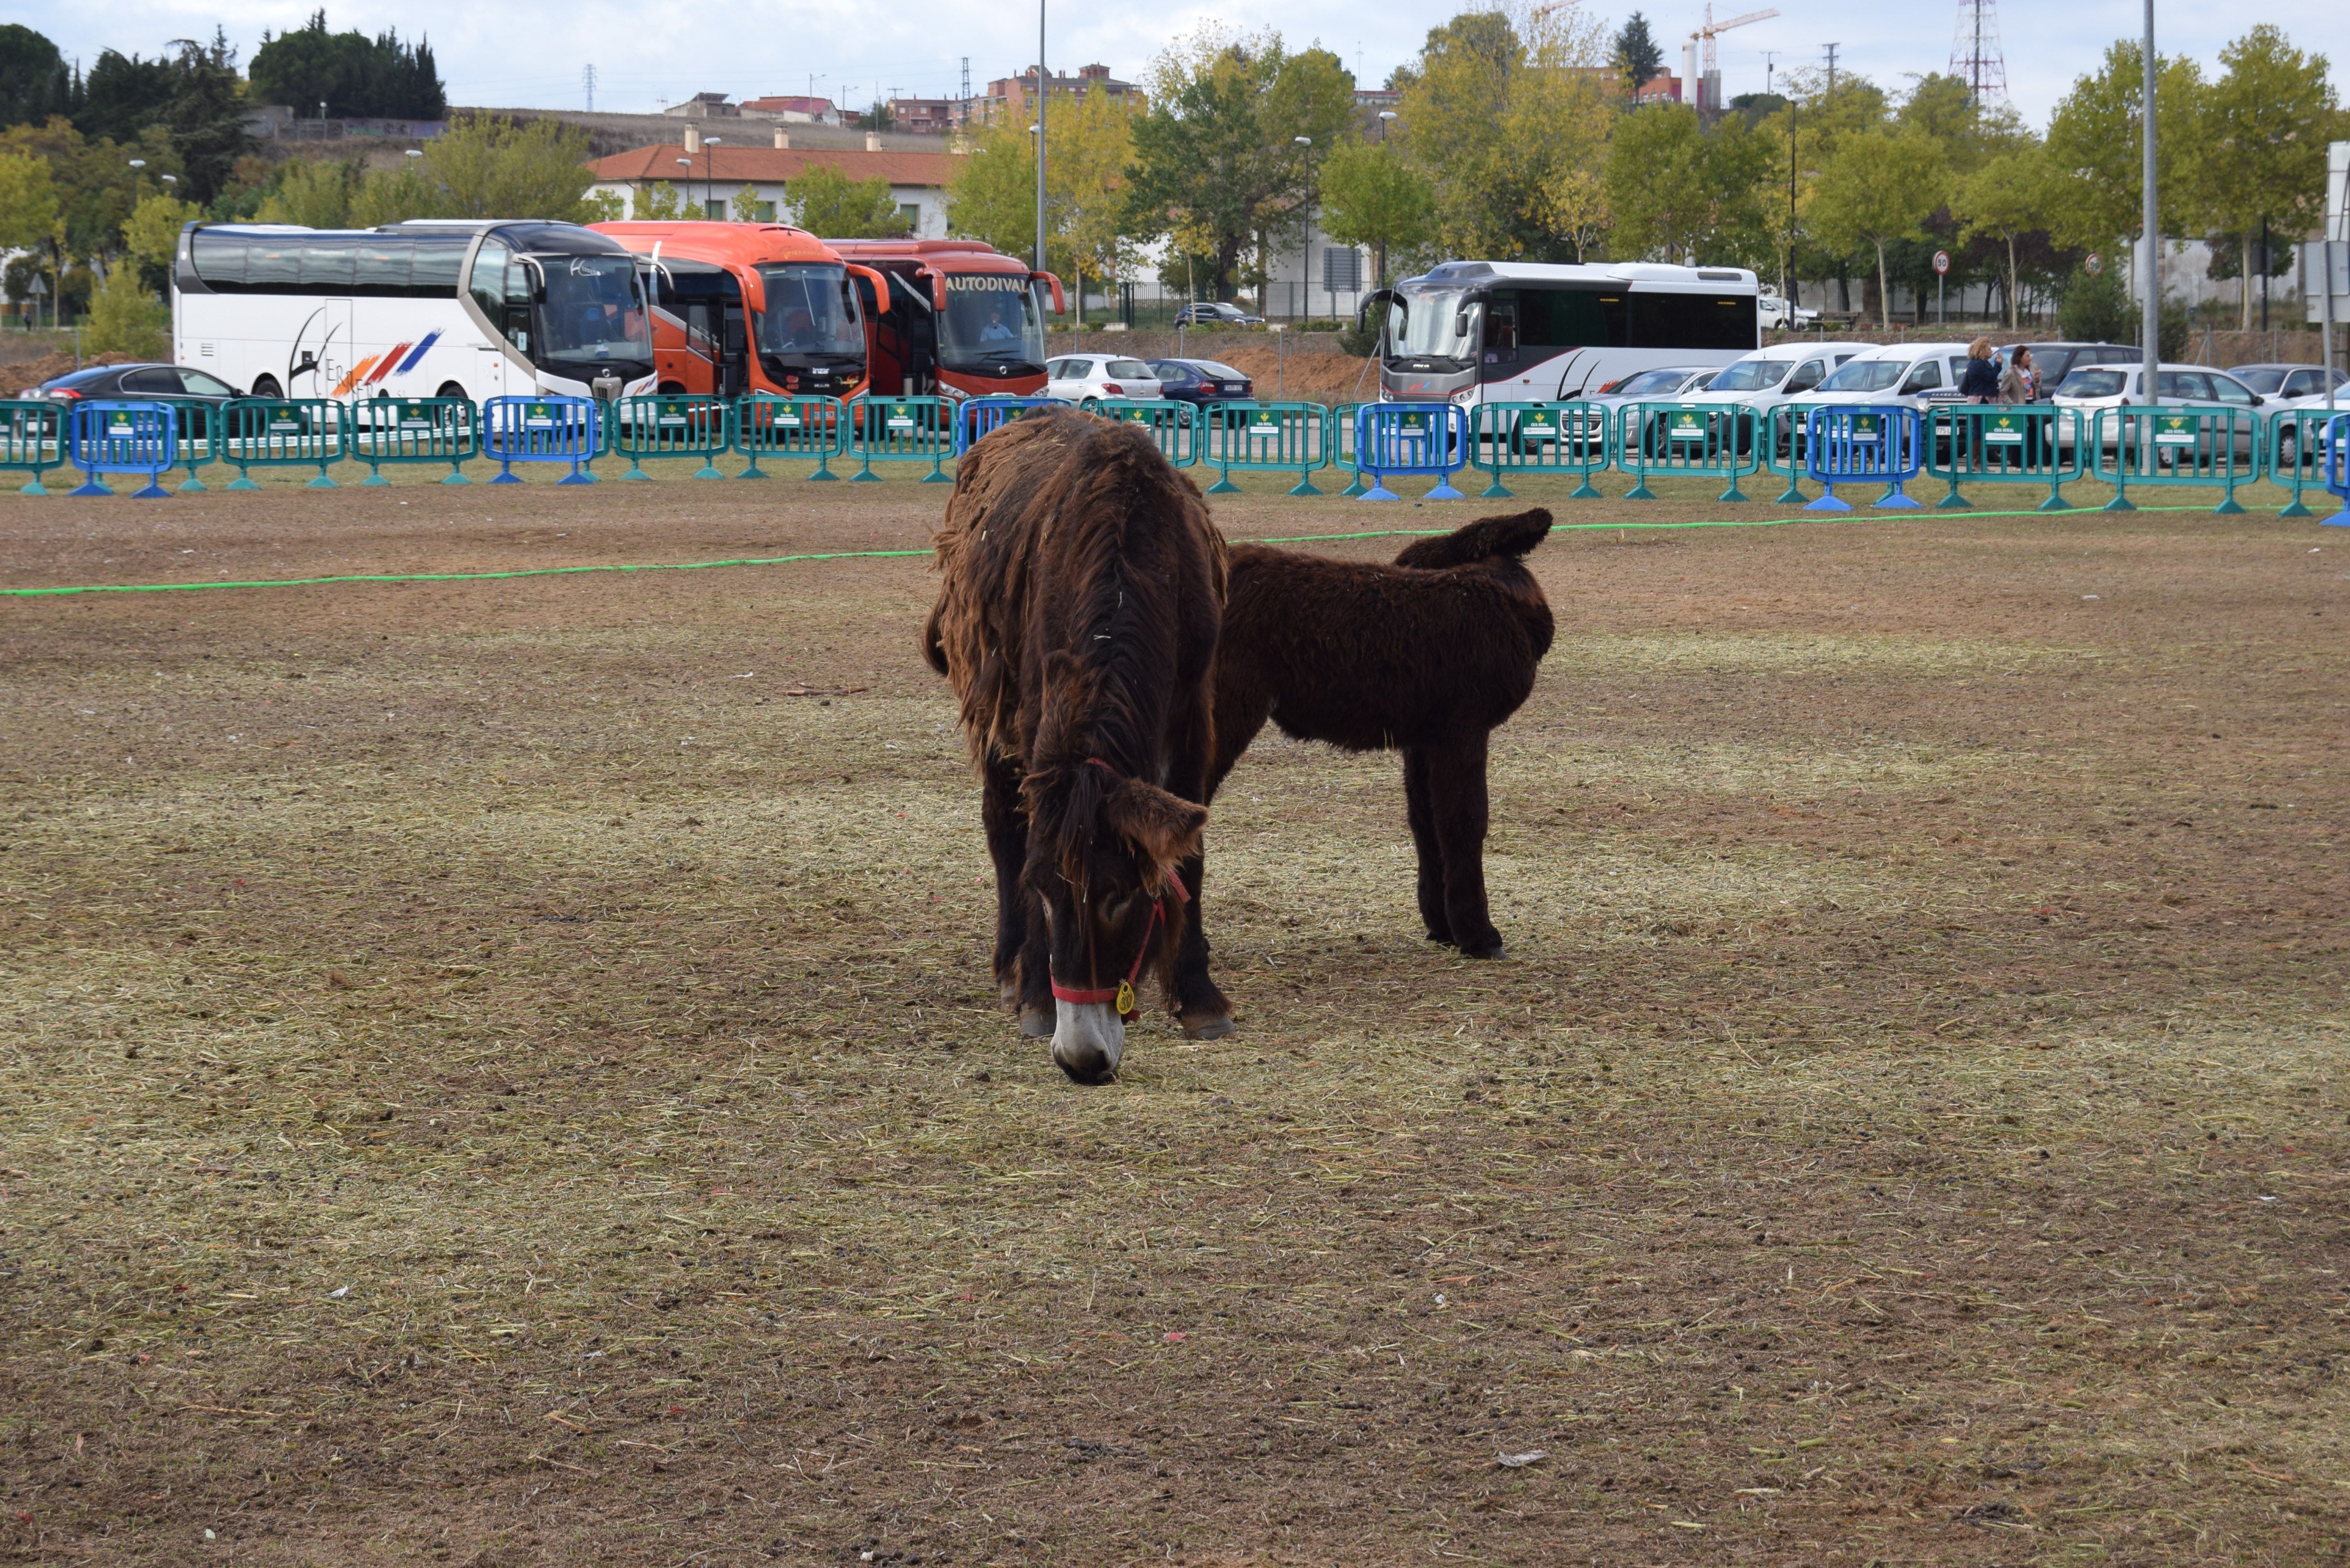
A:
[[249, 374, 283, 399], [659, 382, 686, 395], [436, 383, 466, 401]]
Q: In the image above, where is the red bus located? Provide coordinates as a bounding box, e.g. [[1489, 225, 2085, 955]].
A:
[[591, 221, 892, 402], [821, 239, 1063, 400]]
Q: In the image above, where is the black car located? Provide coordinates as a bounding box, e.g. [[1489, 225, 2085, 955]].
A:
[[1148, 359, 1254, 405], [2014, 342, 2137, 401], [1172, 302, 1264, 328], [30, 363, 246, 440]]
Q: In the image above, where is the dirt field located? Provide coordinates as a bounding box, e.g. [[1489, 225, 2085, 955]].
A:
[[3, 461, 2345, 1566]]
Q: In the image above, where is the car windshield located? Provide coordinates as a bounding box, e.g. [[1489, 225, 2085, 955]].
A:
[[1709, 359, 1792, 391], [1391, 285, 1475, 359], [2231, 367, 2287, 395], [2059, 369, 2128, 397], [1614, 368, 1697, 397], [1819, 359, 1907, 392], [755, 262, 866, 362], [938, 273, 1046, 373], [530, 253, 652, 371]]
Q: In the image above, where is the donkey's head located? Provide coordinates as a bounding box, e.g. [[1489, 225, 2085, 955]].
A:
[[1022, 653, 1207, 1085]]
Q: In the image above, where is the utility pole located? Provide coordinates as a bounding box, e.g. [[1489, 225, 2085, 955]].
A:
[[2140, 0, 2158, 400], [1034, 4, 1047, 277], [1823, 43, 1838, 99], [582, 63, 596, 113], [1763, 51, 1776, 97]]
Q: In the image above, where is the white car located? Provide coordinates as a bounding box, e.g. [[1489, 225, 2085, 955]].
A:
[[2049, 363, 2266, 456], [1806, 342, 1977, 412], [1665, 341, 1873, 455], [1758, 291, 1819, 330], [1045, 354, 1163, 402], [2229, 363, 2349, 413]]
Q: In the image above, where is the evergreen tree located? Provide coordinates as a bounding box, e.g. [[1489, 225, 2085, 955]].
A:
[[1615, 13, 1664, 99], [250, 12, 447, 120], [0, 24, 73, 128]]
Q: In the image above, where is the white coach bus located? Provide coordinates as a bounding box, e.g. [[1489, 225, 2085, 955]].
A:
[[1363, 260, 1761, 404], [172, 220, 657, 404]]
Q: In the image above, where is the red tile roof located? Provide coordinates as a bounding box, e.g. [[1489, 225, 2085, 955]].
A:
[[589, 144, 960, 188]]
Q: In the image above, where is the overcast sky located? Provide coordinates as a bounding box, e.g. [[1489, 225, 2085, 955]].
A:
[[42, 0, 2350, 129]]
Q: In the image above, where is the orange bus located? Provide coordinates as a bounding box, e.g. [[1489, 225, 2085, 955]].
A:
[[590, 221, 891, 402], [821, 239, 1063, 400]]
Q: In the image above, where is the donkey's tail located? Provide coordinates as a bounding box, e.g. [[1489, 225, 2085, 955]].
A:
[[1393, 508, 1553, 570]]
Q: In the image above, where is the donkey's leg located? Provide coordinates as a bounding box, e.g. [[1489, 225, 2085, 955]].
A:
[[1403, 747, 1453, 945], [982, 754, 1050, 1034], [1168, 691, 1241, 1039], [1426, 731, 1505, 959]]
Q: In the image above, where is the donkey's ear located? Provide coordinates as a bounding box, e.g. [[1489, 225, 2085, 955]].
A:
[[1100, 779, 1208, 887]]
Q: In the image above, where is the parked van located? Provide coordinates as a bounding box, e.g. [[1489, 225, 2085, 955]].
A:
[[1807, 342, 1977, 411]]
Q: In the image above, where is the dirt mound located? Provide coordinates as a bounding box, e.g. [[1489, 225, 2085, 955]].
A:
[[7, 351, 138, 394]]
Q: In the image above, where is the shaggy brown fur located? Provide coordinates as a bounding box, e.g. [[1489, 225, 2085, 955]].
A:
[[924, 409, 1235, 1081], [1197, 509, 1555, 960]]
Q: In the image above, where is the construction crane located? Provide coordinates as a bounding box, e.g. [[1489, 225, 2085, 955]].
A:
[[1682, 4, 1778, 114]]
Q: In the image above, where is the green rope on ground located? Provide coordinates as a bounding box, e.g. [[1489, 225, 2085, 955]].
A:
[[0, 505, 2231, 598]]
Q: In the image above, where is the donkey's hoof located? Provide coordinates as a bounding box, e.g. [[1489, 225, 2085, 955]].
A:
[[1422, 927, 1454, 945], [997, 976, 1020, 1005], [1180, 1010, 1237, 1041], [1017, 1005, 1053, 1037], [1458, 940, 1508, 961]]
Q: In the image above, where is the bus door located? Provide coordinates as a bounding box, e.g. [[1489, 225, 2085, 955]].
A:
[[648, 260, 742, 396], [889, 272, 938, 395]]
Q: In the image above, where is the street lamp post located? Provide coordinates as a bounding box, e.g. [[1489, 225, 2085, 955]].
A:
[[676, 155, 693, 221], [1376, 111, 1397, 287], [1034, 2, 1047, 278], [2139, 0, 2158, 401]]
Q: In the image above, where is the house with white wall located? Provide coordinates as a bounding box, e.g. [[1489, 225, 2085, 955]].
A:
[[587, 129, 959, 237]]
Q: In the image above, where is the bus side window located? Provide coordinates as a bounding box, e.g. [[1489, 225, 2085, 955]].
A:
[[1484, 293, 1519, 351], [1523, 289, 1615, 349]]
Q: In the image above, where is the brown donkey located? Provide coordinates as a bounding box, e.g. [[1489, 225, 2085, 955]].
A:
[[924, 409, 1236, 1083], [1194, 509, 1555, 964]]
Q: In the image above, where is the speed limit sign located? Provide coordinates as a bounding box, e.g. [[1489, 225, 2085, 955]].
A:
[[1932, 250, 1950, 275], [2085, 253, 2104, 275]]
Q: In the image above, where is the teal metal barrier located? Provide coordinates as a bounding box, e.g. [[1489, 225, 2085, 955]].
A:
[[148, 397, 224, 491], [612, 394, 731, 480], [1616, 401, 1760, 502], [220, 398, 348, 489], [1470, 400, 1609, 500], [1804, 406, 1925, 511], [2265, 406, 2333, 519], [1923, 405, 2083, 511], [68, 400, 177, 498], [1333, 401, 1368, 495], [849, 395, 955, 482], [2090, 406, 2261, 514], [1, 399, 66, 495], [734, 395, 846, 480], [1202, 401, 1331, 494], [1082, 398, 1201, 467], [348, 396, 477, 485], [953, 395, 1059, 457]]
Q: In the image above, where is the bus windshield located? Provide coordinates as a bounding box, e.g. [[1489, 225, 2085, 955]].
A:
[[938, 275, 1047, 374], [1391, 286, 1476, 359], [756, 262, 865, 364], [531, 253, 652, 374]]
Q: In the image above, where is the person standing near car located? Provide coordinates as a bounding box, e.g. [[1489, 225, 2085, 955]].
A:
[[1998, 344, 2034, 404], [1960, 337, 2001, 402]]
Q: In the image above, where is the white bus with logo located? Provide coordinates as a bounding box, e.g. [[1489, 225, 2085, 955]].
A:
[[172, 220, 656, 405], [1362, 260, 1761, 405]]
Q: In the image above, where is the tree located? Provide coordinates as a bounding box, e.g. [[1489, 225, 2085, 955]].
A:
[[791, 163, 911, 237], [1315, 139, 1435, 283], [947, 86, 1139, 301], [1, 25, 74, 128], [2195, 26, 2339, 329], [1125, 26, 1354, 300], [121, 189, 199, 290], [160, 31, 254, 204], [2, 116, 181, 273], [629, 181, 685, 221], [84, 262, 168, 356], [1951, 146, 2048, 327], [415, 114, 595, 220], [347, 160, 441, 225], [0, 146, 58, 252], [1806, 128, 1950, 326], [250, 11, 445, 119], [76, 51, 177, 145], [1614, 13, 1664, 99], [257, 156, 362, 226], [1603, 103, 1773, 266], [2042, 40, 2207, 255]]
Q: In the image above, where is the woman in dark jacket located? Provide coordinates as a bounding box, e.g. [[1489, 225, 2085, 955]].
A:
[[1959, 337, 2001, 402]]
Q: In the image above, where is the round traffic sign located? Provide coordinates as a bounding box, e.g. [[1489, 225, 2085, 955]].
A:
[[2085, 253, 2103, 275], [1932, 250, 1950, 275]]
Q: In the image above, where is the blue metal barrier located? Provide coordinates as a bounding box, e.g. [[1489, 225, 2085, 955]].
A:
[[1, 399, 66, 495], [482, 396, 600, 485], [2321, 412, 2350, 528], [1354, 402, 1468, 501], [67, 401, 177, 498], [1804, 406, 1925, 511], [952, 396, 1059, 459]]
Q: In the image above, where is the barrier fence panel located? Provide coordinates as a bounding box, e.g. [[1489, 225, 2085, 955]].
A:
[[1082, 399, 1200, 469], [2089, 407, 2260, 514], [1923, 405, 2083, 511], [2322, 413, 2350, 527], [1333, 402, 1368, 495], [611, 395, 731, 480], [67, 400, 177, 498], [348, 397, 477, 485], [220, 398, 349, 489], [2265, 407, 2331, 519], [1615, 401, 1759, 502], [1354, 402, 1469, 501], [950, 396, 1059, 465], [1, 399, 65, 495], [482, 396, 600, 485], [1758, 403, 1828, 503], [1469, 401, 1609, 500], [148, 397, 223, 491], [1803, 406, 1925, 511], [1202, 402, 1331, 495], [734, 395, 846, 480], [845, 396, 956, 482]]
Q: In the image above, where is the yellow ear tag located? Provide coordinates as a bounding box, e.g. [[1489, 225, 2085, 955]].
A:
[[1114, 979, 1136, 1016]]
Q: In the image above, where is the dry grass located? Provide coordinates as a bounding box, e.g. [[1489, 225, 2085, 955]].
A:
[[2, 471, 2346, 1565]]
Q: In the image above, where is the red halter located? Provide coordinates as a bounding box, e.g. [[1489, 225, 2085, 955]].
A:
[[1047, 758, 1190, 1021]]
